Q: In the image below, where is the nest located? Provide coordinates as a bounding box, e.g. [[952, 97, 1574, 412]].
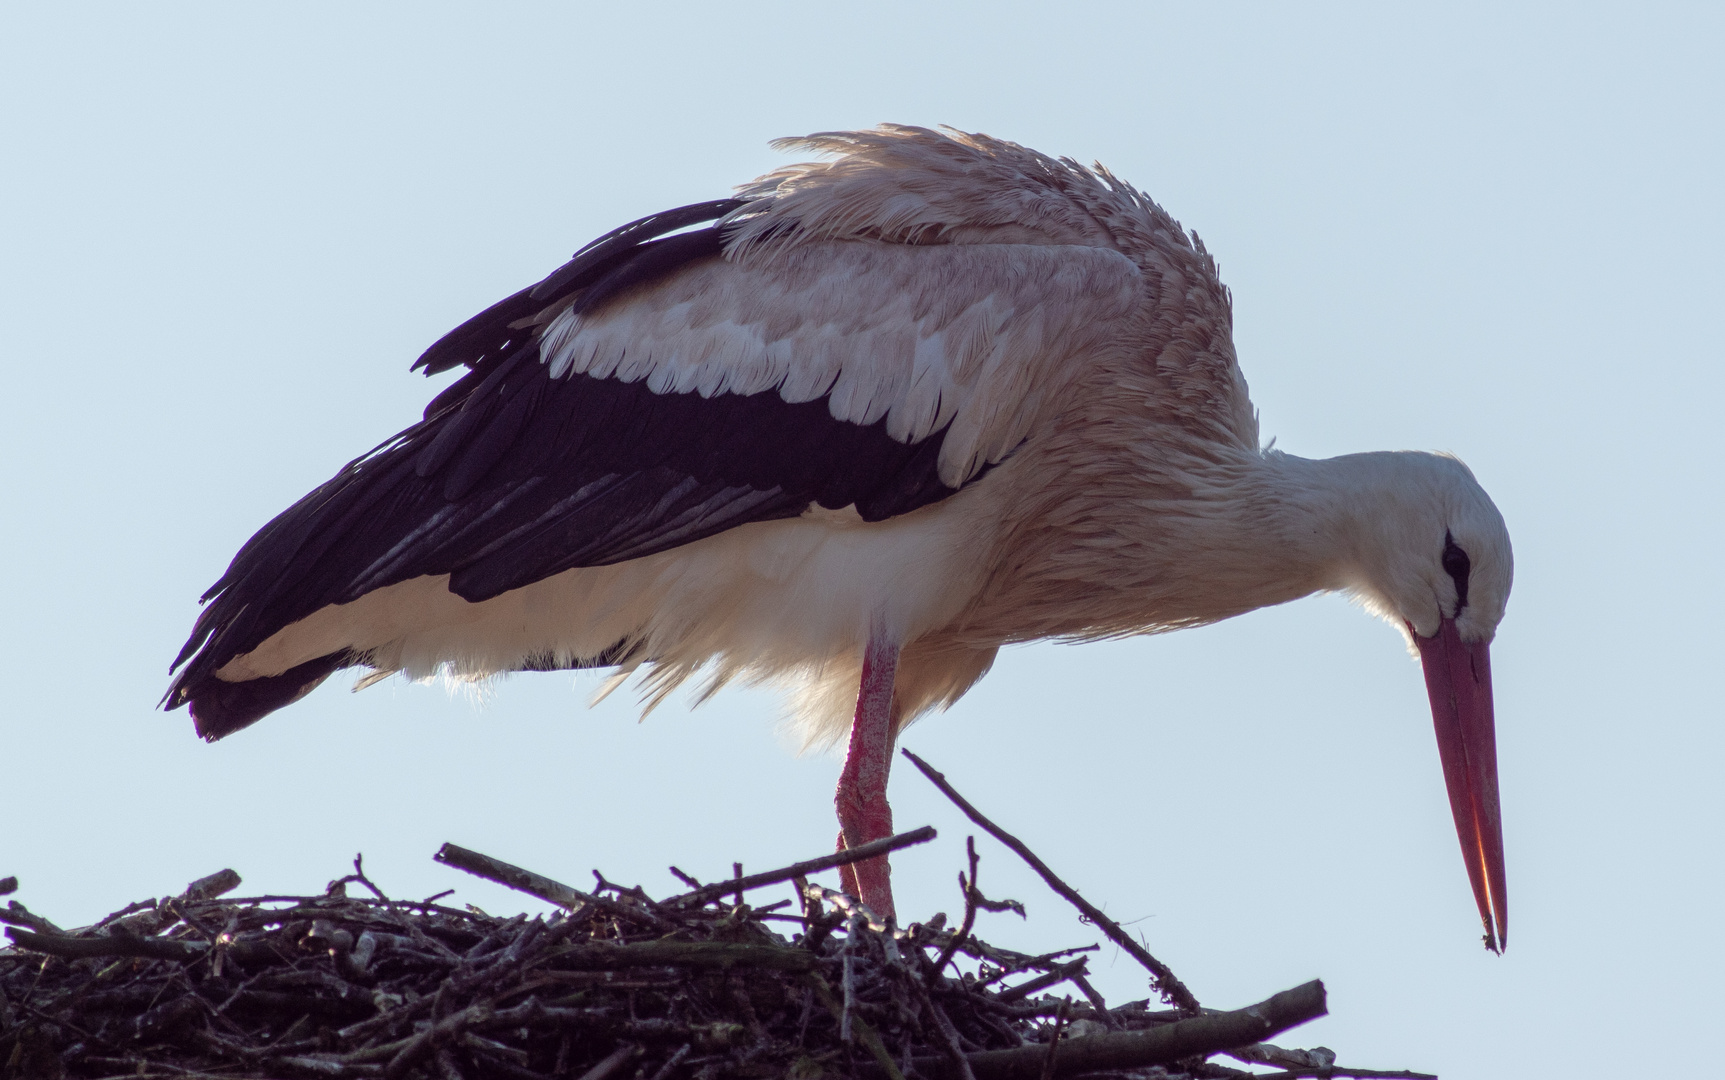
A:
[[2, 755, 1431, 1080]]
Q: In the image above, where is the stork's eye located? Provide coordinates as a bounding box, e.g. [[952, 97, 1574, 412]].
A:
[[1441, 532, 1471, 612]]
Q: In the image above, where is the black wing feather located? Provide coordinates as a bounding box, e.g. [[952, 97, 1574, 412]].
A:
[[169, 198, 983, 739], [413, 199, 744, 377]]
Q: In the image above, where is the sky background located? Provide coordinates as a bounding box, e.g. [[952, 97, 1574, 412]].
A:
[[2, 4, 1720, 1077]]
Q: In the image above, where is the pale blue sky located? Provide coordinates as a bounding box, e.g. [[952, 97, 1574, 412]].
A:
[[2, 5, 1720, 1077]]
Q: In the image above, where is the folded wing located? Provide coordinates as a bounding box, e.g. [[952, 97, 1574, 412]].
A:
[[166, 203, 1143, 733]]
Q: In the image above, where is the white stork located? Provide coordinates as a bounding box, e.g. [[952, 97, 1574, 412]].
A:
[[166, 126, 1512, 949]]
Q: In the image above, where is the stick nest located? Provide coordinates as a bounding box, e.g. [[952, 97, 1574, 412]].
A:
[[2, 807, 1429, 1080]]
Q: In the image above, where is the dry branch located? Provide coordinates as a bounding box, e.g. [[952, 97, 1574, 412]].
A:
[[903, 749, 1200, 1012], [995, 960, 1088, 1003], [906, 980, 1325, 1080], [4, 927, 207, 963], [667, 826, 937, 909], [433, 844, 597, 911]]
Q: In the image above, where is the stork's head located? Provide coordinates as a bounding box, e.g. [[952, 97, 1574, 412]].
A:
[[1330, 450, 1514, 951], [1339, 452, 1512, 645]]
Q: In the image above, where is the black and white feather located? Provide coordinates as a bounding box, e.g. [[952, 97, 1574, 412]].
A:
[[166, 162, 1146, 741]]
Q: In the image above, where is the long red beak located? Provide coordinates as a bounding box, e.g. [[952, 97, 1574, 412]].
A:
[[1413, 617, 1508, 952]]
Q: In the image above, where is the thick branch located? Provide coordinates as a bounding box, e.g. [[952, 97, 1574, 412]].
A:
[[905, 980, 1326, 1080], [433, 843, 596, 911], [5, 925, 284, 966], [6, 926, 205, 962]]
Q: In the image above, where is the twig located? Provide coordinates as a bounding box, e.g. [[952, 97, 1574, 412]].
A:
[[92, 897, 157, 929], [439, 847, 679, 933], [668, 826, 937, 908], [668, 867, 703, 890], [803, 884, 891, 934], [806, 973, 907, 1080], [921, 933, 1091, 986], [433, 844, 595, 912], [182, 869, 243, 903], [1067, 974, 1116, 1030], [972, 946, 1100, 989], [383, 1001, 493, 1078], [841, 914, 861, 1042], [574, 1044, 640, 1080], [542, 940, 816, 971], [1247, 1072, 1435, 1080], [796, 876, 844, 951], [0, 877, 17, 896], [329, 854, 390, 903], [647, 1042, 692, 1080], [205, 894, 466, 913], [1038, 1000, 1070, 1080], [931, 838, 983, 979], [997, 960, 1088, 1003], [903, 750, 1200, 1012], [1226, 1042, 1335, 1070], [921, 982, 981, 1080], [3, 901, 65, 935]]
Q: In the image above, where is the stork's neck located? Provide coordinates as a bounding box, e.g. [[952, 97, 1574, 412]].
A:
[[1147, 447, 1463, 629], [961, 446, 1444, 645], [1248, 448, 1402, 583], [1084, 449, 1426, 634], [1113, 450, 1341, 624]]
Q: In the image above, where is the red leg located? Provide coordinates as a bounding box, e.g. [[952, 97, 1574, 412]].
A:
[[835, 633, 900, 919]]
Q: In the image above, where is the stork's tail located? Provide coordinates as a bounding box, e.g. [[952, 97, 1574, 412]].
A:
[[169, 650, 357, 741]]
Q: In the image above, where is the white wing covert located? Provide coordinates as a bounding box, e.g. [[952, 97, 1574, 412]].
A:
[[539, 239, 1143, 487]]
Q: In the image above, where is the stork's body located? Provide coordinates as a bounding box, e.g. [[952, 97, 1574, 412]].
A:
[[168, 127, 1512, 947]]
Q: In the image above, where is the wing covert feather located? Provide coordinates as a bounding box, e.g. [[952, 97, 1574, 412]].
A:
[[541, 241, 1143, 486]]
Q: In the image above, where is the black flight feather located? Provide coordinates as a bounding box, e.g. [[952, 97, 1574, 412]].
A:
[[167, 197, 985, 740], [413, 199, 744, 377]]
